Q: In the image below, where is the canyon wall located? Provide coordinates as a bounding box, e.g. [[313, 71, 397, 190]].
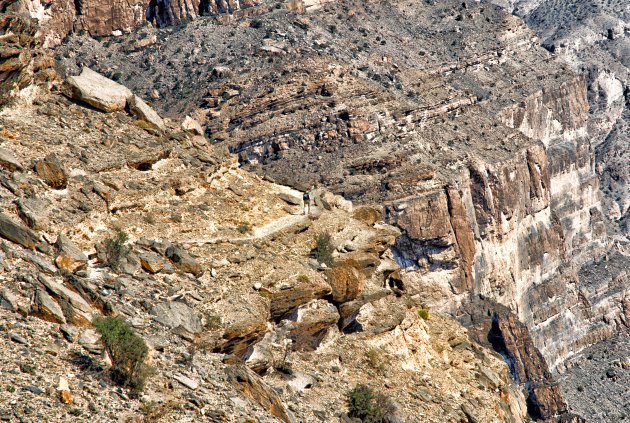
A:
[[6, 0, 263, 46]]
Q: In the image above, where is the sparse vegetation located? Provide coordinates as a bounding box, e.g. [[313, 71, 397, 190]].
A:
[[140, 400, 180, 423], [104, 230, 129, 270], [93, 316, 154, 394], [314, 231, 334, 265], [364, 348, 386, 374], [347, 384, 396, 422], [237, 223, 251, 234], [417, 308, 430, 321], [297, 274, 310, 283]]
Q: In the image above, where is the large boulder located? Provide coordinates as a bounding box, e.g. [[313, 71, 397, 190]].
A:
[[327, 259, 364, 303], [67, 67, 132, 112], [282, 299, 340, 352], [269, 275, 331, 320], [226, 364, 294, 423], [165, 245, 203, 277]]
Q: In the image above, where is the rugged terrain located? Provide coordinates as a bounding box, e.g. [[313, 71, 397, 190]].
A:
[[0, 0, 629, 422]]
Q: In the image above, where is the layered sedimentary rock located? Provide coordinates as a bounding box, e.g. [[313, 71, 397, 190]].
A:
[[49, 0, 629, 419], [7, 0, 262, 47]]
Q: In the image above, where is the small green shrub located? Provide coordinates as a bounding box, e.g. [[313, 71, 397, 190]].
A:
[[314, 232, 334, 265], [297, 274, 310, 283], [237, 223, 251, 234], [104, 230, 129, 270], [250, 19, 263, 29], [347, 384, 397, 422], [93, 316, 153, 393], [417, 308, 430, 321]]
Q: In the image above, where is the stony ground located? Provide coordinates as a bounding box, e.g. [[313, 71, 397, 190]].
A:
[[0, 88, 528, 422]]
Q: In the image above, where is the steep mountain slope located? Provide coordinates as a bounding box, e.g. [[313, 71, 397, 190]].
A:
[[2, 0, 629, 421]]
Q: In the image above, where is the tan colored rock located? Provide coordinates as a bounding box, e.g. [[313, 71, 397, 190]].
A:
[[35, 154, 67, 189], [128, 95, 165, 131], [32, 288, 66, 324], [327, 259, 364, 303], [54, 234, 88, 273], [182, 115, 204, 136], [67, 67, 132, 113], [139, 252, 165, 274]]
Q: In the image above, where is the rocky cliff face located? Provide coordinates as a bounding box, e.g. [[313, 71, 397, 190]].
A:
[[4, 0, 630, 420], [6, 0, 263, 47]]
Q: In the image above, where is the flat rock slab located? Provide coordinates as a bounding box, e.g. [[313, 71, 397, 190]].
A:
[[0, 147, 23, 171], [67, 67, 132, 112], [0, 212, 41, 250], [129, 95, 165, 130], [173, 374, 199, 390]]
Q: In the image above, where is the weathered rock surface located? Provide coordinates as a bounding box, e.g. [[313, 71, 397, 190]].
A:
[[150, 300, 202, 334], [34, 154, 67, 189], [67, 67, 132, 112], [128, 94, 165, 130]]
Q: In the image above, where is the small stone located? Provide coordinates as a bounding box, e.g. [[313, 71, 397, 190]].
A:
[[57, 377, 73, 404], [253, 282, 262, 290], [173, 374, 199, 390], [23, 385, 44, 394], [182, 116, 204, 135], [9, 332, 28, 345], [34, 154, 67, 189], [139, 252, 165, 274], [0, 146, 23, 172]]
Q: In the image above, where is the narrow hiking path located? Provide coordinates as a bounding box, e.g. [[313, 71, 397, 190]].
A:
[[180, 212, 313, 246]]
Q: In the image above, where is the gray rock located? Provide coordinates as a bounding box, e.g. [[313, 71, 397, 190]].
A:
[[9, 333, 28, 345], [15, 197, 50, 230], [32, 288, 66, 324], [0, 289, 18, 311], [67, 67, 132, 112], [22, 385, 44, 394], [173, 374, 199, 390], [278, 191, 303, 206], [128, 95, 165, 131], [0, 213, 44, 251], [60, 325, 79, 343], [150, 301, 202, 334], [19, 250, 57, 274], [0, 147, 23, 172]]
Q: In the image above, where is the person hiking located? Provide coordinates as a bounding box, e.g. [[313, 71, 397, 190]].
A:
[[303, 189, 311, 215]]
